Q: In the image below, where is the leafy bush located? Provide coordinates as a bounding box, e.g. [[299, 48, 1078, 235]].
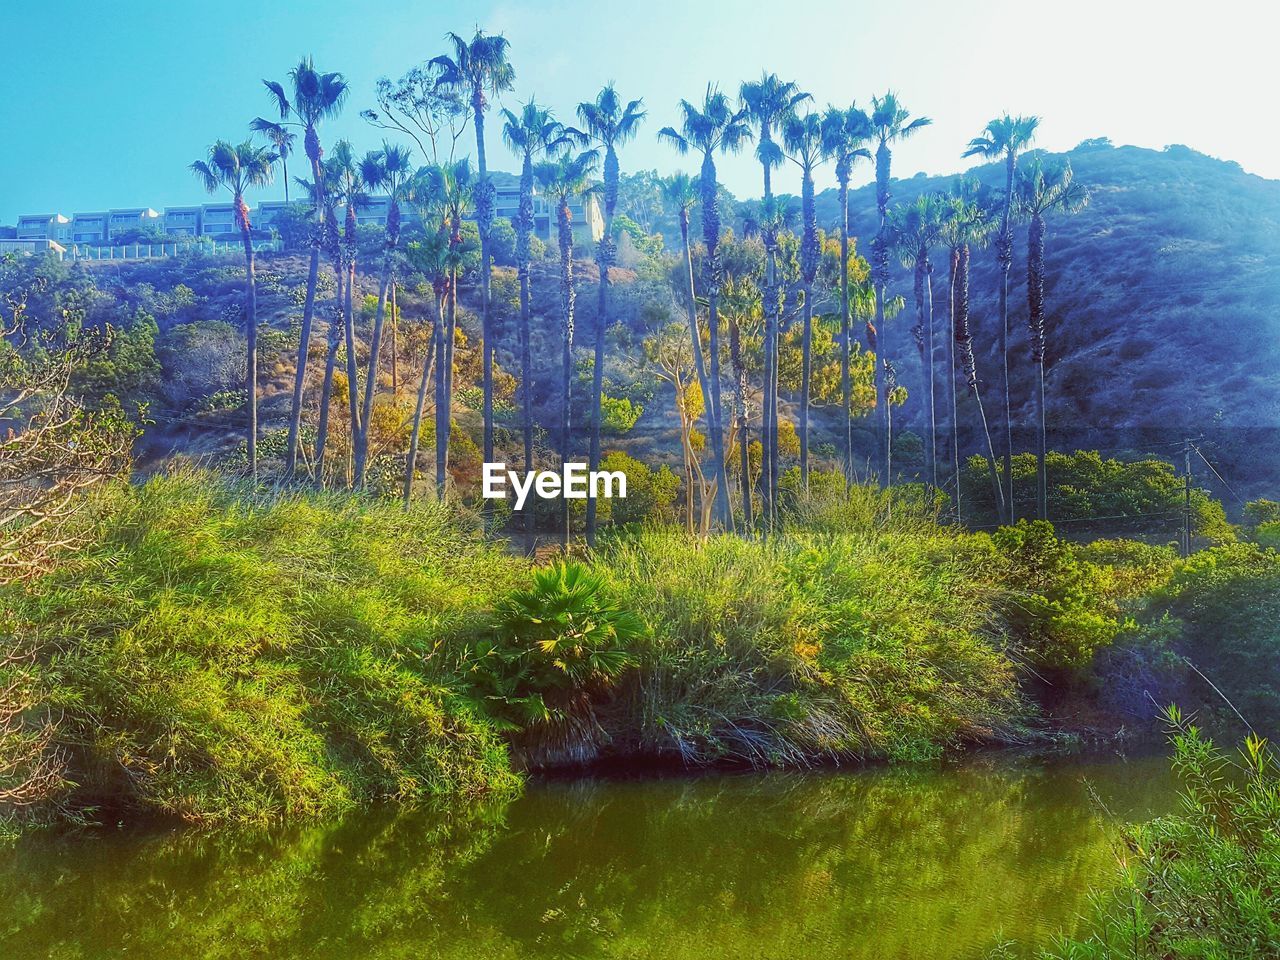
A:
[[4, 471, 524, 827], [1034, 712, 1280, 959], [600, 394, 643, 435]]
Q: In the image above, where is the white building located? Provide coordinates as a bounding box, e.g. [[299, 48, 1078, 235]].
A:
[[0, 238, 66, 259], [163, 206, 202, 237], [71, 212, 109, 244], [15, 214, 70, 243], [107, 207, 162, 238], [201, 202, 237, 237]]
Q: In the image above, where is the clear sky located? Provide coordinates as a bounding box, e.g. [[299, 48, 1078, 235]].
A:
[[1, 0, 1271, 222]]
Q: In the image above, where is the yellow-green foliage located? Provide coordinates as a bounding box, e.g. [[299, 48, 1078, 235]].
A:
[[8, 471, 525, 825], [596, 521, 1022, 763]]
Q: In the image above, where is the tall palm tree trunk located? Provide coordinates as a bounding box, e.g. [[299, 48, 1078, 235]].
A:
[[436, 267, 458, 499], [1028, 211, 1048, 520], [404, 289, 442, 506], [873, 142, 892, 494], [342, 251, 361, 484], [998, 152, 1016, 519], [473, 90, 496, 481], [357, 205, 401, 486], [556, 200, 575, 549], [586, 204, 616, 547], [956, 244, 1005, 520], [286, 245, 320, 478], [730, 317, 752, 530], [700, 156, 733, 533], [800, 285, 812, 491], [948, 247, 962, 522], [390, 282, 398, 395], [678, 212, 718, 536], [838, 179, 854, 486], [285, 131, 325, 478], [314, 281, 343, 481], [239, 219, 258, 479], [762, 160, 780, 530]]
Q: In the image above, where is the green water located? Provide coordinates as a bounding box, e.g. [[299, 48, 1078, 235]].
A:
[[0, 751, 1173, 959]]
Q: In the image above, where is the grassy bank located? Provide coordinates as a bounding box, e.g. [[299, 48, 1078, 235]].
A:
[[3, 471, 1277, 831]]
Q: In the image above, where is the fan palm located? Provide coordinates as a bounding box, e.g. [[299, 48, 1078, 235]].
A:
[[573, 84, 645, 547], [963, 114, 1039, 517], [740, 73, 808, 527], [535, 148, 600, 549], [888, 193, 947, 495], [657, 86, 750, 532], [352, 142, 414, 487], [258, 57, 348, 479], [783, 109, 826, 491], [249, 120, 296, 202], [870, 93, 931, 492], [431, 29, 516, 474], [416, 159, 475, 499], [1015, 156, 1088, 520], [502, 101, 566, 483], [821, 104, 873, 485], [943, 183, 1005, 521], [190, 140, 277, 480]]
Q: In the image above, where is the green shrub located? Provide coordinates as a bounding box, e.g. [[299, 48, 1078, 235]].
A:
[[1035, 711, 1280, 959], [5, 471, 524, 826]]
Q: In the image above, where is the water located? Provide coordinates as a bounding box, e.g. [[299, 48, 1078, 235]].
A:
[[0, 750, 1173, 959]]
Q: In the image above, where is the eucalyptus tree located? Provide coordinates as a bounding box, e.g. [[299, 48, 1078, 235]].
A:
[[869, 93, 931, 490], [573, 84, 645, 547], [820, 104, 872, 484], [417, 159, 475, 499], [658, 86, 751, 532], [502, 100, 564, 478], [661, 172, 719, 522], [963, 114, 1039, 517], [191, 140, 276, 479], [783, 109, 826, 490], [740, 73, 808, 525], [888, 193, 947, 495], [257, 57, 348, 479], [353, 143, 414, 487], [1014, 156, 1087, 520], [535, 148, 600, 548], [430, 30, 515, 475], [945, 185, 1006, 521]]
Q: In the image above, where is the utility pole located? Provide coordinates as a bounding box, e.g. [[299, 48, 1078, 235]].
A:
[[1182, 440, 1193, 558]]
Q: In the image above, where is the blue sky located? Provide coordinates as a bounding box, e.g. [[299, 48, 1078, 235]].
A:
[[1, 0, 1270, 222]]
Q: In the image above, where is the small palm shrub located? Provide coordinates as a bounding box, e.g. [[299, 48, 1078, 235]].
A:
[[467, 562, 643, 766]]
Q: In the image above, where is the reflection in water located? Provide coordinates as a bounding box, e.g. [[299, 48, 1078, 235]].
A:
[[0, 752, 1172, 960]]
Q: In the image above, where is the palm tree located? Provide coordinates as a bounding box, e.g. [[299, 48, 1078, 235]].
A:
[[870, 93, 931, 492], [190, 140, 276, 480], [721, 272, 761, 526], [402, 218, 451, 506], [945, 185, 1006, 522], [662, 172, 720, 529], [573, 84, 645, 548], [502, 100, 565, 483], [820, 104, 872, 486], [416, 159, 475, 499], [783, 109, 826, 491], [1015, 156, 1087, 520], [353, 142, 414, 487], [740, 73, 808, 526], [258, 58, 348, 479], [322, 140, 367, 481], [535, 148, 600, 549], [888, 193, 947, 496], [431, 30, 515, 476], [963, 114, 1039, 518], [250, 119, 296, 202], [658, 86, 750, 532]]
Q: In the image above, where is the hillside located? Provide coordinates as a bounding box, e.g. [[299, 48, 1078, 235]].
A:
[[818, 142, 1280, 492], [38, 141, 1280, 500]]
